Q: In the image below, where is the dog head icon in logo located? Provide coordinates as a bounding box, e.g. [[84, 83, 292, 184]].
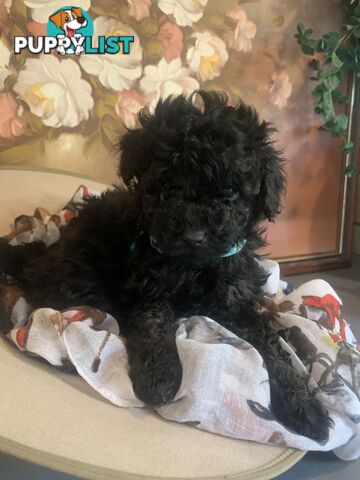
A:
[[14, 7, 134, 56], [47, 5, 93, 55], [49, 7, 87, 37]]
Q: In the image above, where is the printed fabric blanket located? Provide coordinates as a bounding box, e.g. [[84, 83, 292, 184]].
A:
[[0, 186, 359, 461]]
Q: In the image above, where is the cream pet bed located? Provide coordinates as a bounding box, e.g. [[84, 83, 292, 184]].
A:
[[0, 167, 305, 480]]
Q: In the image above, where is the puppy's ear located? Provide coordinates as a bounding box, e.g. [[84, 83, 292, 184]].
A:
[[49, 10, 65, 28], [118, 126, 149, 189], [256, 138, 286, 221], [236, 103, 285, 221], [72, 7, 83, 17]]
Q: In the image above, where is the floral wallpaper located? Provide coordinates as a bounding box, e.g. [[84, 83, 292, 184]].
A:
[[0, 0, 347, 259]]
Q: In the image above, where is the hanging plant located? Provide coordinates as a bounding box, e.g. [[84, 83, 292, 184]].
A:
[[295, 0, 360, 176]]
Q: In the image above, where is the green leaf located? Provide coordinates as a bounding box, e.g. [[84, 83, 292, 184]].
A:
[[83, 132, 103, 160], [100, 114, 121, 148], [137, 18, 159, 37], [207, 13, 225, 29], [332, 89, 348, 103], [344, 164, 358, 176], [10, 0, 28, 21], [312, 83, 326, 97], [295, 23, 317, 55], [144, 40, 164, 62], [24, 111, 45, 134], [94, 99, 117, 120], [321, 72, 341, 91], [323, 32, 340, 51], [323, 114, 348, 137], [341, 141, 354, 153], [9, 23, 28, 39], [309, 59, 321, 70], [100, 92, 118, 108], [272, 15, 285, 28], [0, 138, 45, 164], [332, 51, 344, 69], [10, 51, 27, 70]]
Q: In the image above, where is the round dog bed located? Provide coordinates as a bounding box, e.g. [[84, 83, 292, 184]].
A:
[[0, 167, 305, 479]]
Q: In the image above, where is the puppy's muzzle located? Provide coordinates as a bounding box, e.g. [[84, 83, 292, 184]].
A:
[[182, 230, 206, 247]]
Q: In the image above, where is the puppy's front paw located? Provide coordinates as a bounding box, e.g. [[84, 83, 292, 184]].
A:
[[272, 388, 332, 444], [129, 344, 182, 407]]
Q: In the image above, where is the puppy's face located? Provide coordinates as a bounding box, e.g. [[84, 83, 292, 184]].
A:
[[49, 8, 87, 34], [120, 91, 285, 259]]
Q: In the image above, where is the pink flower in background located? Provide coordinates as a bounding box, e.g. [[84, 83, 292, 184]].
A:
[[268, 71, 292, 109], [0, 92, 27, 139], [115, 90, 145, 129], [186, 31, 228, 81], [27, 22, 47, 37], [225, 6, 256, 53], [127, 0, 151, 21], [157, 21, 183, 61]]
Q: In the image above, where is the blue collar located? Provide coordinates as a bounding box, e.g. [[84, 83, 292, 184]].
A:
[[149, 235, 247, 258], [219, 239, 247, 257], [130, 233, 246, 258]]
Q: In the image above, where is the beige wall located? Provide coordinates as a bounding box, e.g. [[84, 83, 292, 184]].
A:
[[0, 0, 347, 260]]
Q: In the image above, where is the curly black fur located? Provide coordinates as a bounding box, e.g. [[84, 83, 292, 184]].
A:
[[0, 91, 331, 442]]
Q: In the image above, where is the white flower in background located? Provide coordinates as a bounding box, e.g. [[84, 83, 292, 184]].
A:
[[80, 17, 142, 91], [225, 6, 256, 53], [157, 0, 208, 27], [14, 55, 94, 128], [140, 58, 199, 112], [268, 71, 292, 109], [0, 39, 11, 91], [186, 31, 228, 81], [24, 0, 91, 23]]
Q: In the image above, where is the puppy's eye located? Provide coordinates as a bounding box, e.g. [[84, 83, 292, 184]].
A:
[[160, 191, 170, 202], [223, 188, 238, 200]]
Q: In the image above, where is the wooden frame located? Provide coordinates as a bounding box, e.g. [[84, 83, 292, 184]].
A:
[[279, 75, 360, 275]]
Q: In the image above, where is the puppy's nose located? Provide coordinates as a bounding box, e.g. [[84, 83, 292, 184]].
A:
[[182, 230, 206, 246], [77, 16, 86, 24]]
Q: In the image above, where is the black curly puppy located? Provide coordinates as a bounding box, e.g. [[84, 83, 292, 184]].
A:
[[0, 91, 331, 442]]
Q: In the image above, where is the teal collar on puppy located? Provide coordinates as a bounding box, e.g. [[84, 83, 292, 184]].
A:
[[149, 235, 247, 258], [220, 239, 247, 257]]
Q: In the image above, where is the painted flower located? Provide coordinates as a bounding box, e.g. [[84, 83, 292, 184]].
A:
[[115, 90, 145, 129], [186, 31, 228, 81], [24, 0, 90, 23], [0, 0, 11, 28], [140, 58, 199, 112], [156, 21, 183, 61], [0, 38, 11, 91], [268, 71, 292, 109], [80, 17, 142, 91], [0, 92, 27, 139], [225, 6, 256, 53], [27, 21, 47, 37], [157, 0, 208, 27], [14, 55, 94, 128], [127, 0, 151, 21]]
